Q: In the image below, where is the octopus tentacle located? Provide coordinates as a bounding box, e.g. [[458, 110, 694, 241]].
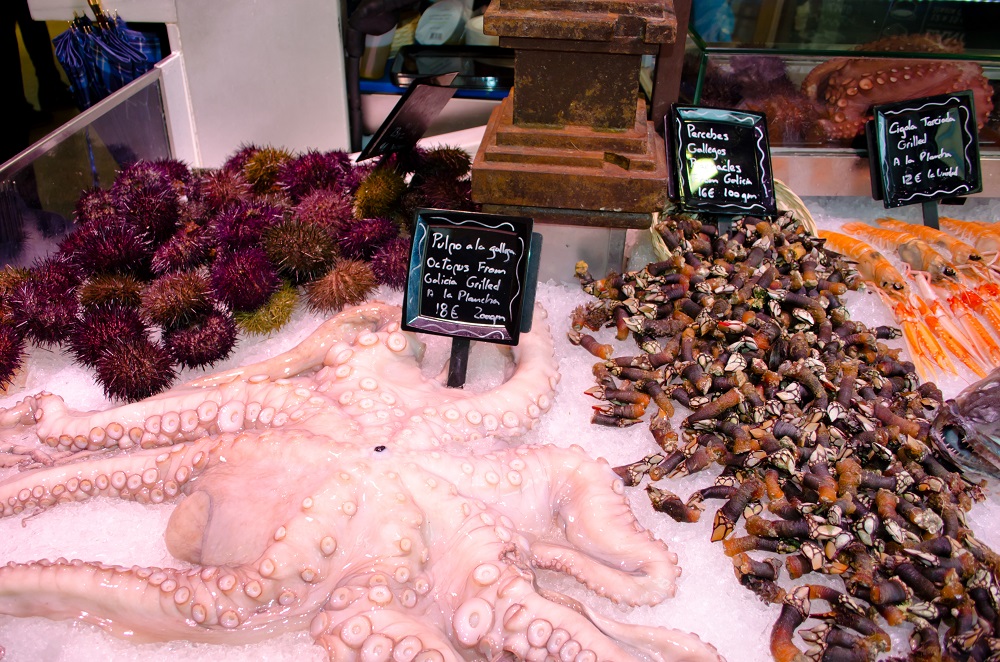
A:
[[0, 558, 314, 644], [423, 304, 559, 443], [312, 608, 466, 662], [535, 444, 679, 605], [495, 576, 722, 662], [187, 302, 408, 388], [402, 443, 679, 606], [0, 435, 223, 516]]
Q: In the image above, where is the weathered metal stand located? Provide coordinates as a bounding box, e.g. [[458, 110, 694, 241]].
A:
[[471, 0, 677, 235]]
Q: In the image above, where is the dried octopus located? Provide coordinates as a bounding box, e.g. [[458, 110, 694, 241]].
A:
[[569, 212, 1000, 661]]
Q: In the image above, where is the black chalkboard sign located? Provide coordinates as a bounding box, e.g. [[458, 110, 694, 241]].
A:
[[402, 209, 539, 346], [867, 90, 982, 208], [355, 72, 458, 163], [666, 105, 776, 216]]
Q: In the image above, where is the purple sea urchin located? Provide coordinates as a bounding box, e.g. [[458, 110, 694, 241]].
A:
[[163, 310, 237, 368], [58, 217, 153, 277], [263, 220, 338, 284], [278, 149, 350, 203], [110, 162, 181, 244], [8, 257, 82, 345], [151, 221, 213, 275], [211, 199, 283, 252], [198, 168, 252, 210], [94, 336, 176, 402], [371, 236, 410, 290], [353, 167, 407, 220], [210, 248, 279, 312], [293, 188, 353, 235], [233, 282, 298, 335], [74, 187, 119, 226], [150, 158, 194, 195], [141, 270, 215, 328], [243, 146, 294, 196], [68, 303, 149, 367], [337, 217, 397, 260], [305, 260, 377, 313], [222, 143, 263, 174], [78, 274, 145, 309], [0, 324, 25, 391], [405, 176, 477, 215]]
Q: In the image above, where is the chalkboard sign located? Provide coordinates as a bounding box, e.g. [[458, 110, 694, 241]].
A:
[[666, 105, 776, 216], [402, 209, 539, 345], [356, 72, 458, 163], [867, 90, 982, 208]]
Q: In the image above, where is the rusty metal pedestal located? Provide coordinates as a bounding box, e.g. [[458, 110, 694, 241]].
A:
[[471, 0, 677, 277]]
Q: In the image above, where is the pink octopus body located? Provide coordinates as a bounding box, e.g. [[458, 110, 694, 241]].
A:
[[0, 302, 722, 662]]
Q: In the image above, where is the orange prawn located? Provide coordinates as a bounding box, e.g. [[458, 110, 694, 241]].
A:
[[967, 280, 1000, 340], [875, 217, 983, 266], [912, 273, 992, 377], [940, 217, 1000, 259], [817, 230, 907, 293], [840, 222, 956, 284], [877, 289, 956, 381]]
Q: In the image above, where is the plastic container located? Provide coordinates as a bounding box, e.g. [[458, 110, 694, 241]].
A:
[[415, 0, 470, 46], [359, 26, 397, 79]]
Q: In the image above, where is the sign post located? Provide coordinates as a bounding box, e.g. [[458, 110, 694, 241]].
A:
[[402, 209, 542, 387], [866, 90, 982, 227]]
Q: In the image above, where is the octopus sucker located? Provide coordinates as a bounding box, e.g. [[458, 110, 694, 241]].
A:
[[800, 34, 994, 142], [0, 303, 722, 661]]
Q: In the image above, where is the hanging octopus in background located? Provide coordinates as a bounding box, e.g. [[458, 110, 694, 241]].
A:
[[801, 34, 995, 142]]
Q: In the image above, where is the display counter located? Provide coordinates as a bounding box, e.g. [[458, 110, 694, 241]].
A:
[[2, 17, 1000, 659]]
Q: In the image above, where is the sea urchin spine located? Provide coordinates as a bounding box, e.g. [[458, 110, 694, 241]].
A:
[[210, 248, 279, 312], [306, 260, 377, 312]]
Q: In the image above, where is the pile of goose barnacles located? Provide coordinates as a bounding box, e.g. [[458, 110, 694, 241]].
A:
[[570, 211, 999, 661]]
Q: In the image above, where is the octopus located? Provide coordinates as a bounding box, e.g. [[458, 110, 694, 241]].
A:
[[801, 34, 995, 142], [0, 302, 722, 662]]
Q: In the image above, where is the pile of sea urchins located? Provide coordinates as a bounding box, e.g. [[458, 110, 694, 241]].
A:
[[0, 144, 476, 401]]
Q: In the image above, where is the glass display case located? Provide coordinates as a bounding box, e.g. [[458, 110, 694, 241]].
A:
[[682, 0, 1000, 195], [0, 54, 189, 267]]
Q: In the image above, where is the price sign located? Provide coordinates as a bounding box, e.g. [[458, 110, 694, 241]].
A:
[[867, 90, 982, 208], [402, 209, 540, 345], [667, 105, 776, 216], [356, 72, 458, 163]]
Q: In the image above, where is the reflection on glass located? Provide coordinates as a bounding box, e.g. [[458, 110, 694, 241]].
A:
[[688, 157, 720, 192], [0, 75, 170, 267], [692, 0, 1000, 53], [685, 1, 1000, 150]]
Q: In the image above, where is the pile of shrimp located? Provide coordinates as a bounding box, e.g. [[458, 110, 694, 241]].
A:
[[818, 217, 1000, 381]]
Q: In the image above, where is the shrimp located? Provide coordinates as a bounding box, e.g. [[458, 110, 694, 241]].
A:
[[875, 217, 983, 266], [878, 289, 956, 381], [840, 222, 956, 283], [817, 230, 907, 292], [912, 272, 994, 377], [940, 217, 1000, 260]]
